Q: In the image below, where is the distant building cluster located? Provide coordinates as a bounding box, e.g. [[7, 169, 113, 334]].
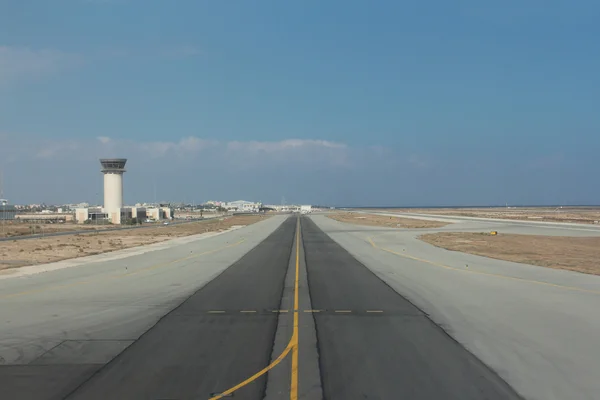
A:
[[223, 200, 262, 212], [204, 201, 314, 214], [258, 204, 314, 214], [70, 159, 175, 225], [0, 158, 316, 225]]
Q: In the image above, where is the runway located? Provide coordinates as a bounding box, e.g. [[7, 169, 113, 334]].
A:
[[1, 213, 598, 399], [361, 210, 600, 235], [315, 213, 600, 400]]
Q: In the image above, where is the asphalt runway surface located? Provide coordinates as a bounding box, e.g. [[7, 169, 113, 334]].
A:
[[2, 212, 599, 399], [300, 217, 519, 399]]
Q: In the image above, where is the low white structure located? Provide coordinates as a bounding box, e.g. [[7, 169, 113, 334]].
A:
[[75, 206, 173, 224], [146, 207, 173, 221], [300, 205, 312, 214], [224, 200, 262, 212]]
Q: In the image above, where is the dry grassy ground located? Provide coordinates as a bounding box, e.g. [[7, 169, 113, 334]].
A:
[[419, 232, 600, 275], [327, 212, 449, 229], [0, 215, 267, 271], [0, 222, 111, 238], [377, 207, 600, 225]]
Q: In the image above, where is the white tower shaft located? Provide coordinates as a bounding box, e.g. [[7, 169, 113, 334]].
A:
[[103, 172, 124, 212]]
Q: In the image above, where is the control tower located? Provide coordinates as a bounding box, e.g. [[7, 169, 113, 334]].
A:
[[100, 158, 127, 215]]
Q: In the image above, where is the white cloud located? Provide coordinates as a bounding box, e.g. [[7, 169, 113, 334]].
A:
[[227, 139, 346, 152], [12, 135, 352, 169], [130, 137, 347, 164], [35, 141, 80, 159], [137, 137, 217, 158], [180, 136, 215, 151], [225, 138, 350, 168], [0, 46, 83, 85], [97, 136, 111, 144], [0, 132, 595, 206]]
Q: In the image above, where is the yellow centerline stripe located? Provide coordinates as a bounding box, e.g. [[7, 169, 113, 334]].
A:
[[368, 236, 600, 295], [290, 218, 300, 400], [209, 337, 295, 400], [209, 217, 302, 400]]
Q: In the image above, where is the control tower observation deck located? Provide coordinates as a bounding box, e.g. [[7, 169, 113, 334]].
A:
[[100, 158, 127, 213]]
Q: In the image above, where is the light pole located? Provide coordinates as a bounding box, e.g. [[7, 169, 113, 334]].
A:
[[1, 201, 5, 237], [1, 201, 4, 268], [0, 169, 4, 237], [96, 192, 100, 228]]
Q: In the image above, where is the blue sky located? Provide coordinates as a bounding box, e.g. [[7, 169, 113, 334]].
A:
[[1, 0, 599, 206]]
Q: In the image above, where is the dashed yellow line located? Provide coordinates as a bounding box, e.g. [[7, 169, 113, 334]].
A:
[[368, 236, 600, 296], [205, 309, 387, 314]]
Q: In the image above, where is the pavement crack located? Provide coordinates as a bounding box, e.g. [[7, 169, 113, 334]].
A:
[[27, 340, 66, 365]]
